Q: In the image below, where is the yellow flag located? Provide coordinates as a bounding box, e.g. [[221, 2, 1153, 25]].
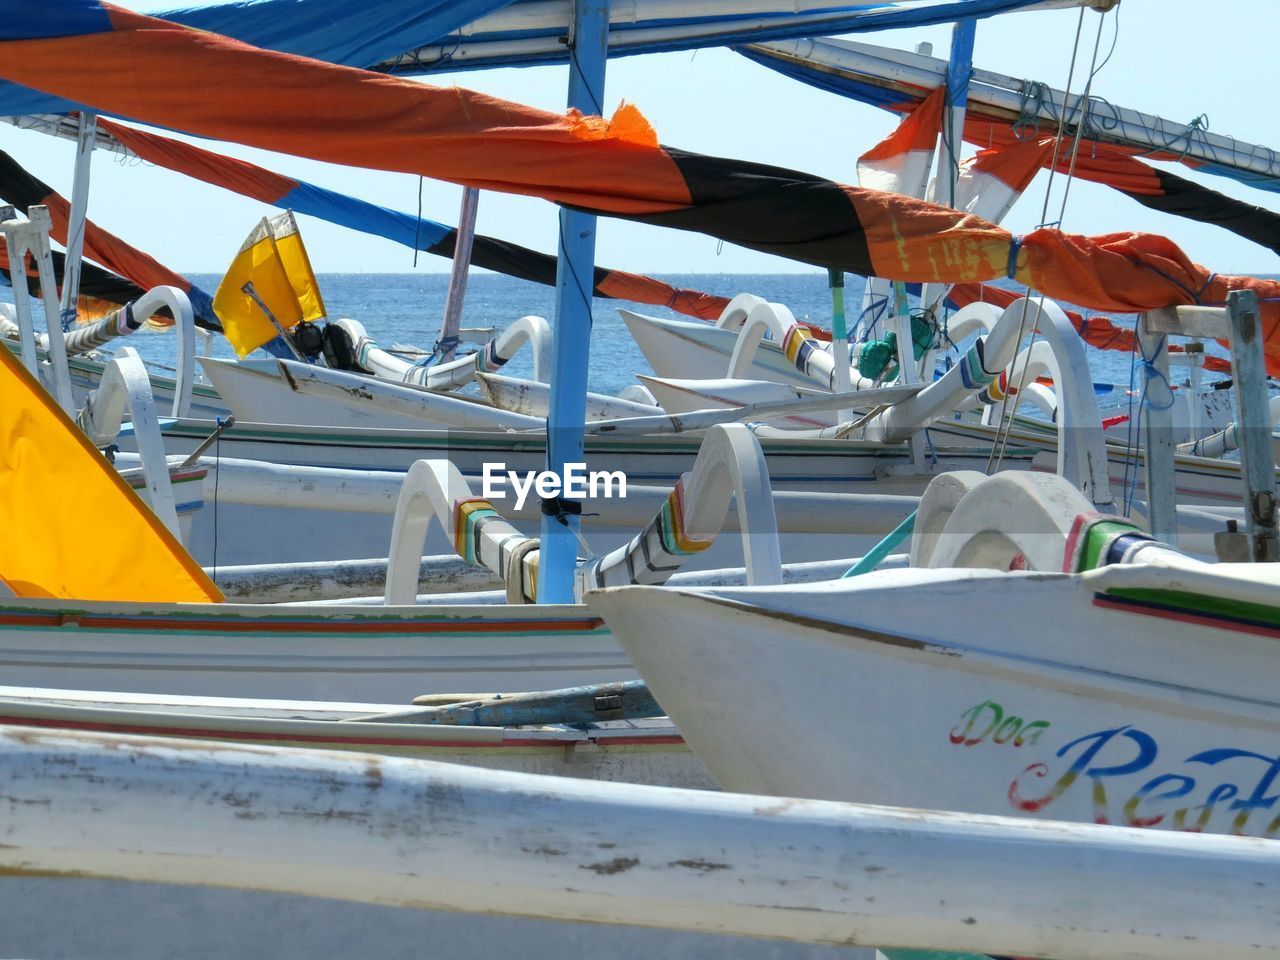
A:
[[213, 211, 326, 357], [0, 346, 223, 603]]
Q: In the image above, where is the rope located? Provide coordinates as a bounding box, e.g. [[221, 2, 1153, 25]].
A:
[[1121, 322, 1175, 516], [855, 289, 891, 341], [1012, 80, 1051, 141], [1005, 236, 1024, 279], [411, 333, 462, 368], [1038, 4, 1088, 228], [1162, 113, 1212, 165], [1055, 9, 1111, 221]]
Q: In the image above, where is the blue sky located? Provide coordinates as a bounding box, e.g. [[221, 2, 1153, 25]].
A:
[[5, 0, 1279, 276]]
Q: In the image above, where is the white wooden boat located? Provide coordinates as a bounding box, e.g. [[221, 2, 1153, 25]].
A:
[[137, 416, 1018, 490], [622, 305, 821, 388], [0, 595, 627, 700], [123, 415, 1014, 573], [0, 684, 712, 787], [3, 724, 1276, 960], [589, 470, 1280, 839]]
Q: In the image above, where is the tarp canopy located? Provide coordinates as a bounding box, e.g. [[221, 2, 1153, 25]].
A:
[[5, 1, 1280, 374], [148, 0, 1096, 72], [0, 0, 1099, 116], [151, 0, 514, 70]]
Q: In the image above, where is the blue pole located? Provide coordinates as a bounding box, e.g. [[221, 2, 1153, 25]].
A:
[[538, 0, 610, 604], [919, 18, 976, 328], [940, 19, 976, 208]]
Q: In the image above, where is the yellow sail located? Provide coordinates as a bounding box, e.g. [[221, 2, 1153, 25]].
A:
[[213, 211, 325, 357], [0, 346, 222, 603]]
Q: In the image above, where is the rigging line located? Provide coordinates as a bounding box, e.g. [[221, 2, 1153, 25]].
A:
[[989, 7, 1114, 475], [1037, 3, 1088, 225], [988, 6, 1089, 475], [1057, 8, 1111, 224], [1093, 0, 1120, 77], [985, 292, 1035, 473]]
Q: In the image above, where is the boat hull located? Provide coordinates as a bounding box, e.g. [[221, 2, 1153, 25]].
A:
[[0, 598, 629, 701], [0, 687, 713, 787], [591, 566, 1280, 838]]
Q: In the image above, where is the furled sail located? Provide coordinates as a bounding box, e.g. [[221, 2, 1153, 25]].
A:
[[0, 149, 218, 326], [0, 242, 160, 324], [739, 37, 1280, 252], [91, 117, 731, 322]]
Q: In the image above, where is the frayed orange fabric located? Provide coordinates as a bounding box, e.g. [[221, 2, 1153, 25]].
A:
[[858, 87, 945, 163], [967, 139, 1055, 193], [568, 102, 659, 149]]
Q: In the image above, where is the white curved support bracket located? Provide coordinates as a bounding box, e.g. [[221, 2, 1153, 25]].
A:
[[713, 293, 768, 331], [941, 301, 1001, 344], [1025, 299, 1113, 509], [578, 423, 782, 595], [728, 301, 836, 389], [423, 314, 553, 389], [978, 341, 1057, 423], [923, 472, 1087, 571], [79, 346, 181, 536], [385, 460, 535, 604], [385, 460, 477, 605], [133, 286, 196, 419], [865, 297, 1104, 499], [909, 470, 987, 568], [336, 315, 553, 391], [682, 423, 783, 585], [916, 472, 1166, 574]]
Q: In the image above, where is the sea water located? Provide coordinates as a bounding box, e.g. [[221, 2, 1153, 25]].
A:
[[114, 271, 1231, 417]]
